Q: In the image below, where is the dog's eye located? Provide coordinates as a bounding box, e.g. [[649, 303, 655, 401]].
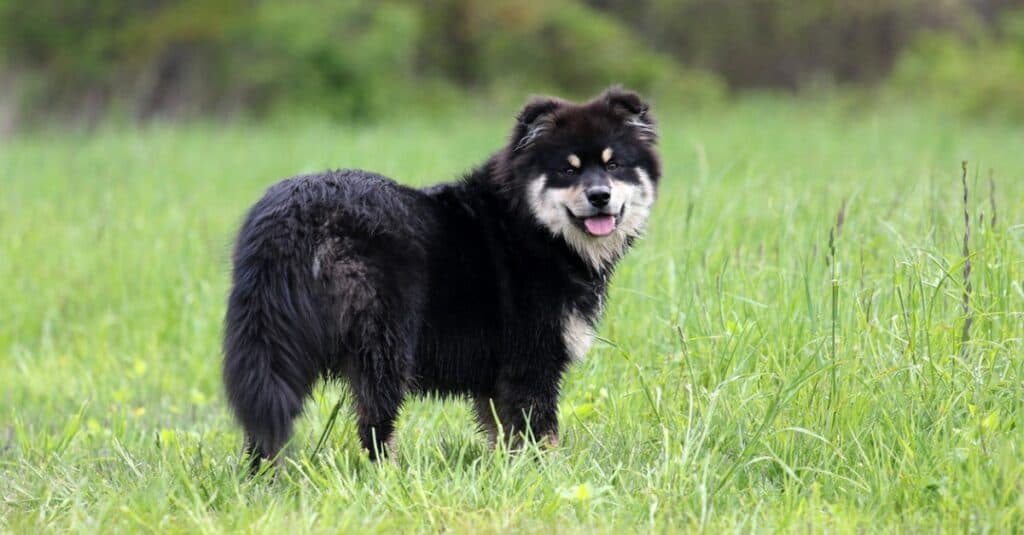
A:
[[561, 168, 576, 176], [606, 161, 620, 171]]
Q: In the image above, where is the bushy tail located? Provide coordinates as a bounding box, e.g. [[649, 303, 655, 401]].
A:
[[222, 227, 326, 471]]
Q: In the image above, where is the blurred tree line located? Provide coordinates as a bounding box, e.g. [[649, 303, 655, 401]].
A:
[[1, 0, 1022, 128], [591, 0, 1020, 88]]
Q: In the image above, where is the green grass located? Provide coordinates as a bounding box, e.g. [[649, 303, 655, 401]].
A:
[[2, 99, 1023, 533]]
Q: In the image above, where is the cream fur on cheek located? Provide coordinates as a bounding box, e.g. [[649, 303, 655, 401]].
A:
[[526, 171, 654, 271]]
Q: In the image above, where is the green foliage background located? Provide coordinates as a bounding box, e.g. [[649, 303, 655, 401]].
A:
[[1, 0, 1023, 127]]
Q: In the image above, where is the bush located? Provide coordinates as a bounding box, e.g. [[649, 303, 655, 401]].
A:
[[493, 1, 724, 104], [888, 9, 1024, 120], [233, 1, 422, 120], [413, 0, 723, 105], [0, 0, 725, 127], [0, 0, 244, 120]]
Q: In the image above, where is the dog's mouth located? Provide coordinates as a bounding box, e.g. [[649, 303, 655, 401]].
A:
[[566, 206, 625, 237]]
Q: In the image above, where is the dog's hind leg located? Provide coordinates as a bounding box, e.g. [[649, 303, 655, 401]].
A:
[[324, 263, 415, 462], [317, 232, 422, 461], [349, 322, 412, 461], [353, 377, 404, 461]]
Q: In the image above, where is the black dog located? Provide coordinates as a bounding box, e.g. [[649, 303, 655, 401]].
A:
[[223, 87, 661, 469]]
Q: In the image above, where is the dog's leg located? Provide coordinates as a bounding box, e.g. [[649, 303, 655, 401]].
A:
[[353, 373, 405, 461], [350, 319, 412, 462], [320, 246, 419, 462], [472, 396, 500, 447], [492, 369, 562, 450]]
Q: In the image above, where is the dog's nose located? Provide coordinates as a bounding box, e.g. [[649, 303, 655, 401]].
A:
[[586, 186, 611, 208]]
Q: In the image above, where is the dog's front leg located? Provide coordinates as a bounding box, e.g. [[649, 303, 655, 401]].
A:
[[491, 367, 563, 449]]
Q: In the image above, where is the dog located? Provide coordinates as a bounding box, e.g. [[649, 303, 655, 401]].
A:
[[223, 87, 661, 470]]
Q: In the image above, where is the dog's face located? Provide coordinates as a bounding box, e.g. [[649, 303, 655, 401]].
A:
[[505, 88, 661, 270]]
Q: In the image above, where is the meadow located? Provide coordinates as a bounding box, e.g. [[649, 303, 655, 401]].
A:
[[1, 99, 1022, 532]]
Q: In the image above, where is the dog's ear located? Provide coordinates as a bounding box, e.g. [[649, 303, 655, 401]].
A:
[[512, 97, 563, 153], [603, 86, 656, 144]]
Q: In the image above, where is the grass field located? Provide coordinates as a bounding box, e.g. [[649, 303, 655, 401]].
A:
[[2, 99, 1023, 533]]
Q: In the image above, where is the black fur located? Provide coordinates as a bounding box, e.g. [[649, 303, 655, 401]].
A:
[[223, 87, 661, 470]]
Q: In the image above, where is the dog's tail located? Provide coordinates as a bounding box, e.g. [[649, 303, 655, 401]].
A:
[[222, 190, 325, 471]]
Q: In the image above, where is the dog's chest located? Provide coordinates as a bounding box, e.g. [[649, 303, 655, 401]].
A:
[[557, 273, 608, 362], [561, 308, 596, 361]]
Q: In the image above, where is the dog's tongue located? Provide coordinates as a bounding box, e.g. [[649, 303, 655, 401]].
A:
[[583, 215, 616, 236]]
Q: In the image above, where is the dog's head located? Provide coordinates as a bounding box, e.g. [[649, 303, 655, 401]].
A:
[[502, 87, 661, 270]]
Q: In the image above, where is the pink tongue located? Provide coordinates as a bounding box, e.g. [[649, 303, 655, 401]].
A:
[[583, 215, 616, 236]]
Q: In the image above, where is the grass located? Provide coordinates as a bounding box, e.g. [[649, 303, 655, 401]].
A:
[[1, 98, 1023, 533]]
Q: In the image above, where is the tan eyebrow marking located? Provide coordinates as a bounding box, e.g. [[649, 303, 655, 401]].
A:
[[602, 147, 613, 163], [567, 154, 581, 168]]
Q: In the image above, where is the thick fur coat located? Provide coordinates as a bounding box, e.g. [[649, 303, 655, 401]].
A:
[[223, 87, 661, 469]]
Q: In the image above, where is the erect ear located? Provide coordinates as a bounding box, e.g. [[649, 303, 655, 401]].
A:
[[512, 97, 563, 153], [603, 86, 656, 144]]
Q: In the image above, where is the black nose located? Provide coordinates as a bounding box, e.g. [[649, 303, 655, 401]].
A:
[[586, 186, 611, 207]]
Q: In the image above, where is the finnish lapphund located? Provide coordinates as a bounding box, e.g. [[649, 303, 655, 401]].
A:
[[223, 87, 661, 470]]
